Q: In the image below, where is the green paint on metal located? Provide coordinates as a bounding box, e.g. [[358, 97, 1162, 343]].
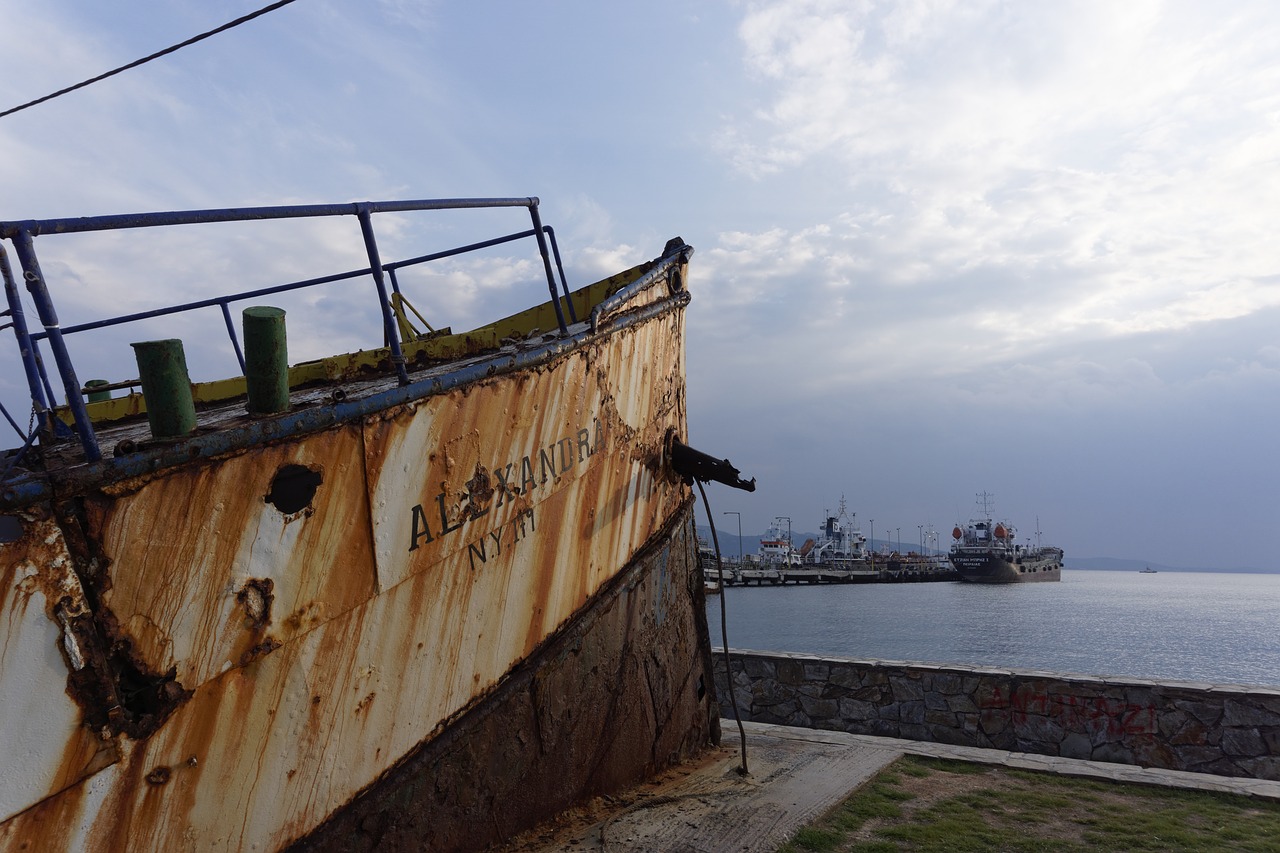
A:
[[58, 272, 632, 427], [85, 379, 112, 403], [243, 306, 289, 414], [130, 339, 196, 438]]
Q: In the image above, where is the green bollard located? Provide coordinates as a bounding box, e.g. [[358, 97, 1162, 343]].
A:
[[131, 339, 196, 439], [85, 379, 112, 403], [243, 306, 289, 414]]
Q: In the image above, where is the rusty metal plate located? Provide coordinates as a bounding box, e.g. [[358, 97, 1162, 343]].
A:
[[0, 507, 117, 824], [81, 425, 378, 693], [0, 306, 691, 851]]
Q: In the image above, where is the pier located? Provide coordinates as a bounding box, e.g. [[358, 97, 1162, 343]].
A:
[[707, 557, 958, 587], [704, 502, 957, 588]]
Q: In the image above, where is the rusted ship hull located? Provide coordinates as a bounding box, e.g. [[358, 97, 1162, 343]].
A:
[[0, 202, 719, 851], [291, 504, 716, 852]]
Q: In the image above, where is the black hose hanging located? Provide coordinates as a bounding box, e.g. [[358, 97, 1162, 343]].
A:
[[668, 434, 754, 776], [695, 480, 750, 776]]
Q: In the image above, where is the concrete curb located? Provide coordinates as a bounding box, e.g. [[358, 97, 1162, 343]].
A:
[[744, 720, 1280, 800]]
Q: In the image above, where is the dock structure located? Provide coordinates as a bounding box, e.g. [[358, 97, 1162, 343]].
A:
[[704, 500, 958, 587], [713, 556, 957, 586]]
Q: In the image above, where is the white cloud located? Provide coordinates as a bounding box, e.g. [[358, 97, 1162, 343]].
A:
[[5, 1, 1280, 567], [706, 0, 1280, 389]]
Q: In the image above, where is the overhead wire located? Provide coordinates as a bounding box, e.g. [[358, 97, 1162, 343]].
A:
[[0, 0, 301, 120]]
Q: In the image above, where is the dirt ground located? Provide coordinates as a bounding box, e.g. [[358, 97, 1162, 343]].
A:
[[490, 760, 725, 852], [490, 734, 1280, 853], [491, 753, 1171, 851]]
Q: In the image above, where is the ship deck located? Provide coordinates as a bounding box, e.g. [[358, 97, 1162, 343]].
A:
[[38, 331, 541, 475]]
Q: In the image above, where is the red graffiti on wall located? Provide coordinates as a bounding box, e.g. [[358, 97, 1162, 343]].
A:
[[980, 687, 1157, 737]]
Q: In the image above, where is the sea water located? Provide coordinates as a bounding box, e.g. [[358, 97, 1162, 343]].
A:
[[708, 569, 1280, 688]]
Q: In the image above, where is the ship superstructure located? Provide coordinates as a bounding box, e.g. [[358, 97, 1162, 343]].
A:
[[758, 517, 801, 566], [802, 496, 868, 569]]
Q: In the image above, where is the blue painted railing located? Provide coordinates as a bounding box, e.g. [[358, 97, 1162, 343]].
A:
[[1, 198, 573, 465]]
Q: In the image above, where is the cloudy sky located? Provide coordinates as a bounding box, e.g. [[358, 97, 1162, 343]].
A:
[[2, 1, 1278, 569]]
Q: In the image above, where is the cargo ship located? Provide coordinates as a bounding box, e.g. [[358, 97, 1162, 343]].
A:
[[757, 516, 801, 566], [789, 498, 876, 583], [949, 494, 1063, 583], [0, 198, 748, 851]]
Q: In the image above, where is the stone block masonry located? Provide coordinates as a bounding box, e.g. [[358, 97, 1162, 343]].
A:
[[713, 649, 1280, 781]]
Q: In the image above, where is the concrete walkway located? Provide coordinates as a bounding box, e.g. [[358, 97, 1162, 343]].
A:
[[500, 720, 1280, 853]]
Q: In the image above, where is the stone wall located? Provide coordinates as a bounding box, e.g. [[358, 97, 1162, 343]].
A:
[[714, 649, 1280, 781]]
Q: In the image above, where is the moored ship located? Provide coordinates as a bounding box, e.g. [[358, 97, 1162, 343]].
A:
[[757, 516, 801, 567], [790, 497, 876, 583], [800, 497, 869, 568], [0, 199, 747, 851], [949, 493, 1063, 584]]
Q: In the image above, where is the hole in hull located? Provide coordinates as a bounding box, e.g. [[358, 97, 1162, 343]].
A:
[[265, 464, 323, 514]]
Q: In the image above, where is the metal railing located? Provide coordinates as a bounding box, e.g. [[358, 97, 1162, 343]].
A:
[[1, 197, 574, 464]]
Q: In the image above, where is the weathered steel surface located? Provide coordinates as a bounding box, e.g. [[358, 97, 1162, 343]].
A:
[[0, 506, 117, 824], [290, 502, 717, 853], [0, 251, 703, 851], [82, 424, 378, 693]]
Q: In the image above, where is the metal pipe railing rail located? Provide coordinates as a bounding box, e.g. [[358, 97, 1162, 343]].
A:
[[1, 197, 572, 465]]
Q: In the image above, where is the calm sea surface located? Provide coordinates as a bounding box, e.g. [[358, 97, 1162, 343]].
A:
[[707, 570, 1280, 688]]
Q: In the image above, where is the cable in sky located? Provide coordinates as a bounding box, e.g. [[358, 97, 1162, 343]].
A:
[[0, 0, 301, 120]]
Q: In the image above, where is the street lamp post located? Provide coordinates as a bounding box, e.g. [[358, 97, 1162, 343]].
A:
[[723, 511, 742, 565], [918, 524, 923, 552], [895, 527, 901, 552]]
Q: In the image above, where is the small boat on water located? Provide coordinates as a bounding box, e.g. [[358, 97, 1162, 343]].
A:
[[949, 493, 1063, 584], [0, 198, 751, 851], [1141, 566, 1158, 573]]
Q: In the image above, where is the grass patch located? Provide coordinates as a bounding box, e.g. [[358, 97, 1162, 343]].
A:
[[776, 755, 1280, 852]]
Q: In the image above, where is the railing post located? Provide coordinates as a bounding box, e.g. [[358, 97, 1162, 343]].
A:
[[527, 203, 569, 335], [1, 244, 52, 423], [356, 207, 409, 386], [9, 230, 101, 462], [542, 226, 577, 324], [221, 301, 246, 374]]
